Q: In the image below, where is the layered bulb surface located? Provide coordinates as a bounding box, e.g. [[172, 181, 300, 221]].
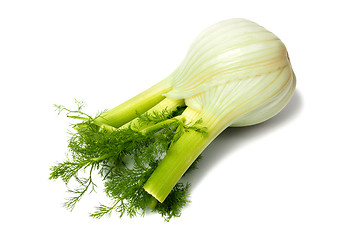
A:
[[164, 18, 295, 128]]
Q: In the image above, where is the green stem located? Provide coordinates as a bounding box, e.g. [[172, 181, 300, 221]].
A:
[[119, 98, 185, 131], [90, 154, 109, 162], [148, 197, 158, 210], [98, 123, 118, 132], [143, 108, 229, 202], [97, 80, 172, 128], [140, 116, 184, 135]]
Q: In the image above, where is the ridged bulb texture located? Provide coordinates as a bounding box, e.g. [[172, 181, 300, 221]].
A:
[[164, 18, 296, 127]]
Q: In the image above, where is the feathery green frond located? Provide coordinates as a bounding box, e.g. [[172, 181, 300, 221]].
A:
[[50, 102, 205, 220]]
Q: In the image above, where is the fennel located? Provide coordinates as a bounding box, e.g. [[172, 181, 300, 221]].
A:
[[50, 18, 296, 221]]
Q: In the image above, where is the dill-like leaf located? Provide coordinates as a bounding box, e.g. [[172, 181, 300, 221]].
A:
[[51, 102, 207, 220]]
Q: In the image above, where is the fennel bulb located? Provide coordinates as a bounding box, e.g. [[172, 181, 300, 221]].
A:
[[51, 18, 296, 220]]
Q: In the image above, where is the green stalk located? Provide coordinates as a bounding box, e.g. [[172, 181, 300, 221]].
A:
[[148, 197, 158, 210], [97, 80, 172, 128], [119, 98, 185, 131], [143, 108, 229, 202], [96, 98, 184, 133], [140, 116, 184, 135]]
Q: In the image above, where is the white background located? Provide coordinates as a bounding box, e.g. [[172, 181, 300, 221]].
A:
[[1, 0, 359, 239]]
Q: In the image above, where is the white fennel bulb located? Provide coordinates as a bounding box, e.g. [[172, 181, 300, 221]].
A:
[[164, 18, 295, 127]]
